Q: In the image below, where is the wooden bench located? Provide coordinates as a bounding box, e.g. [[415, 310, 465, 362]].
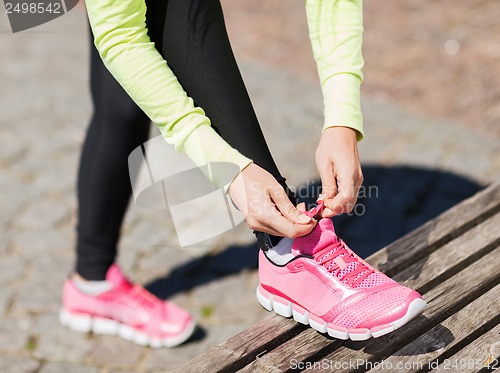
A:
[[174, 182, 500, 373]]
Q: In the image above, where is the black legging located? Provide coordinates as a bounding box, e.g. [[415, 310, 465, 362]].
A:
[[76, 0, 291, 280]]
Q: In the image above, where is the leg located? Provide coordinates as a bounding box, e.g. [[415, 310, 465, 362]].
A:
[[75, 29, 151, 280]]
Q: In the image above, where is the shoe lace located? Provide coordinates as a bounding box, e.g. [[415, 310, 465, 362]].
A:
[[314, 238, 374, 288]]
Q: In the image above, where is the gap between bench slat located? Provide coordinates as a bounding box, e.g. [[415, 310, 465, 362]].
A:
[[367, 183, 500, 277], [171, 315, 304, 373], [429, 324, 500, 372], [392, 213, 500, 294], [373, 285, 500, 373]]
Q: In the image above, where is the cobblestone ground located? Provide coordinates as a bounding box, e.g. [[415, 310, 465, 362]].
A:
[[0, 1, 498, 372]]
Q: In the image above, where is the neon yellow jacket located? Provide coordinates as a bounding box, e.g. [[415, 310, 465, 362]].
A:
[[85, 0, 364, 182]]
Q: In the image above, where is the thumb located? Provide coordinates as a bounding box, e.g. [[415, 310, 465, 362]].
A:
[[271, 188, 312, 224]]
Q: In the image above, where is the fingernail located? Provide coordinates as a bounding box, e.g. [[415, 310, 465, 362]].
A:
[[317, 193, 325, 201], [299, 214, 311, 223]]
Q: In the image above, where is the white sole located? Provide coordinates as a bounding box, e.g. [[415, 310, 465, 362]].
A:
[[59, 308, 196, 348], [256, 285, 427, 341]]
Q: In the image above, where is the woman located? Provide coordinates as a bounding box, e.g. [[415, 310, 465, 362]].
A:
[[60, 0, 425, 348]]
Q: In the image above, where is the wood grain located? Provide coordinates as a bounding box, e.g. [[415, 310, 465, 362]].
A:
[[366, 183, 500, 277], [303, 248, 500, 372], [374, 285, 499, 372], [171, 314, 304, 373], [430, 324, 500, 372], [235, 214, 500, 373]]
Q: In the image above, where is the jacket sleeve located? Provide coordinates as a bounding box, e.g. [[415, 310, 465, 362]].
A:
[[85, 0, 252, 186], [305, 0, 364, 140]]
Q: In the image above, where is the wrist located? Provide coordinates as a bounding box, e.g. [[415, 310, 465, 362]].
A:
[[323, 126, 358, 143]]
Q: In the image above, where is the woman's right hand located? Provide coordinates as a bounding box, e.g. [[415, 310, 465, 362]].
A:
[[228, 163, 316, 238]]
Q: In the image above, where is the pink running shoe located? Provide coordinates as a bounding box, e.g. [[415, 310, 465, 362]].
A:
[[60, 264, 196, 348], [257, 216, 426, 341]]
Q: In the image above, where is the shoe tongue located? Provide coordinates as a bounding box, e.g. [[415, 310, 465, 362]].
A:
[[292, 218, 338, 256], [106, 264, 131, 288]]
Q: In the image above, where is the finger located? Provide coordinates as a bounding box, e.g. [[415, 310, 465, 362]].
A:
[[316, 160, 337, 201], [260, 207, 316, 238], [245, 199, 314, 238], [249, 215, 314, 238], [264, 219, 316, 238], [297, 202, 306, 213], [324, 187, 357, 215], [271, 188, 312, 224], [317, 205, 335, 218]]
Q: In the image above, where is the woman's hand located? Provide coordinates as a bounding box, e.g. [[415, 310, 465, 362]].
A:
[[315, 126, 363, 218], [228, 163, 316, 238]]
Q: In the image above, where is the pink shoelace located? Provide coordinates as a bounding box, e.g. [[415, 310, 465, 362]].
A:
[[306, 200, 374, 288], [314, 240, 374, 288]]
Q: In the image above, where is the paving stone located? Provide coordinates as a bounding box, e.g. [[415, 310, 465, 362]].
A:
[[30, 165, 77, 199], [0, 286, 13, 314], [189, 272, 266, 325], [38, 362, 99, 373], [0, 130, 27, 166], [390, 137, 448, 170], [121, 211, 177, 252], [85, 336, 145, 369], [226, 219, 257, 244], [15, 253, 72, 314], [0, 171, 33, 224], [0, 355, 40, 373], [9, 228, 71, 256], [206, 242, 259, 275], [116, 245, 138, 275], [135, 246, 193, 285], [0, 228, 9, 255], [0, 255, 26, 284], [0, 316, 32, 353], [13, 196, 70, 229], [144, 323, 251, 373], [31, 314, 94, 363]]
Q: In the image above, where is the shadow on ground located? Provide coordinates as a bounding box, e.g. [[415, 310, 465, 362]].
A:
[[146, 165, 482, 299]]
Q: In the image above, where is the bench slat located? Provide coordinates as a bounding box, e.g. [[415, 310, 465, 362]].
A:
[[171, 315, 304, 373], [237, 327, 342, 373], [367, 183, 500, 277], [236, 215, 500, 373], [430, 324, 500, 372], [304, 248, 499, 372], [374, 285, 499, 372], [392, 212, 500, 294]]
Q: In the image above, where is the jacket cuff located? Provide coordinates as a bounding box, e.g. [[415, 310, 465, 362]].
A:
[[322, 73, 364, 141], [179, 125, 253, 189]]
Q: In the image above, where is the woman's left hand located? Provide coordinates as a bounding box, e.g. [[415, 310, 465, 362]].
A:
[[315, 126, 363, 218]]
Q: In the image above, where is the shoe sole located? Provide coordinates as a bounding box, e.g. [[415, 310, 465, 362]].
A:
[[59, 308, 196, 348], [256, 284, 426, 341]]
